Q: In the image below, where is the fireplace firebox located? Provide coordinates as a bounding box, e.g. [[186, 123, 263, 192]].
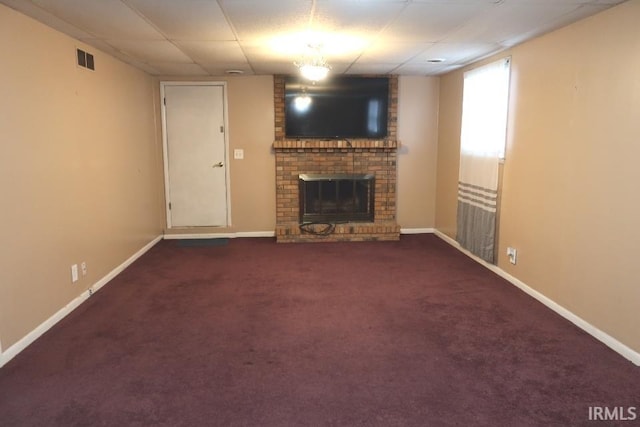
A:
[[299, 174, 375, 223]]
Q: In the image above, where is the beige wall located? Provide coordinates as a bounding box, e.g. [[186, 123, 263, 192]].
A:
[[435, 1, 640, 353], [397, 76, 440, 229], [159, 76, 276, 235], [0, 6, 163, 350], [162, 75, 439, 234], [434, 73, 463, 238]]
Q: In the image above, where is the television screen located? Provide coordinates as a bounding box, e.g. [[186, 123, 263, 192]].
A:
[[284, 76, 389, 139]]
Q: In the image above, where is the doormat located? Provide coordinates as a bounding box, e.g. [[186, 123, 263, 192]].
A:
[[177, 238, 229, 247]]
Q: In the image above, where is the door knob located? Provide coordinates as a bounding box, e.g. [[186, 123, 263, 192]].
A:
[[212, 162, 224, 168]]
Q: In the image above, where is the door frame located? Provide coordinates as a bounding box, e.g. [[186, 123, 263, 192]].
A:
[[160, 81, 232, 228]]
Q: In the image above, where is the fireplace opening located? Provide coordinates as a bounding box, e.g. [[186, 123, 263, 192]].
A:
[[299, 174, 375, 223]]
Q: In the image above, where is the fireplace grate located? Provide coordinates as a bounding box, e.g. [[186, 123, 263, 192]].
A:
[[299, 174, 375, 223]]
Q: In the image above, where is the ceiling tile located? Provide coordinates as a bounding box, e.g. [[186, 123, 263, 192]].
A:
[[114, 58, 162, 75], [30, 0, 164, 39], [124, 0, 236, 41], [410, 0, 496, 2], [590, 0, 627, 4], [382, 1, 497, 42], [107, 40, 193, 63], [151, 62, 209, 76], [292, 37, 369, 63], [251, 61, 301, 75], [502, 0, 623, 4], [126, 62, 162, 75], [393, 62, 460, 76], [218, 0, 311, 42], [358, 42, 433, 64], [175, 41, 247, 64], [345, 63, 399, 75], [444, 1, 580, 45], [499, 4, 610, 47], [240, 40, 297, 62], [313, 1, 406, 35], [200, 63, 255, 76], [411, 42, 502, 65], [251, 61, 350, 76], [242, 41, 359, 71]]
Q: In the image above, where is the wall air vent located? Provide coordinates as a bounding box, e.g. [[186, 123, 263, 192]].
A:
[[76, 48, 95, 71]]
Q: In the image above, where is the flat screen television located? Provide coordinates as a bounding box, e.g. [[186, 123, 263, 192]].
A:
[[284, 76, 389, 139]]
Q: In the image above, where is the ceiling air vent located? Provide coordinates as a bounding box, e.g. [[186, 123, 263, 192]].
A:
[[76, 48, 95, 71]]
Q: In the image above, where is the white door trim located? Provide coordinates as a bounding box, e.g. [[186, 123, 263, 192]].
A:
[[160, 81, 232, 228]]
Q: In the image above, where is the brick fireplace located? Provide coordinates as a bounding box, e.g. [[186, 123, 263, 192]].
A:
[[273, 75, 400, 243]]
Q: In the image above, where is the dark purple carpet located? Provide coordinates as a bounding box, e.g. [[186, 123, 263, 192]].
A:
[[1, 235, 638, 426]]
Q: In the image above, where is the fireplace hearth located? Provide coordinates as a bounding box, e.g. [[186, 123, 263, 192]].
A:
[[299, 174, 375, 223]]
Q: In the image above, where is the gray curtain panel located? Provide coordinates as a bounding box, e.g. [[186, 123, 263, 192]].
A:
[[456, 181, 497, 263]]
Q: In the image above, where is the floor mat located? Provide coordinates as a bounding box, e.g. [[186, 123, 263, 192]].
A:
[[176, 238, 229, 247]]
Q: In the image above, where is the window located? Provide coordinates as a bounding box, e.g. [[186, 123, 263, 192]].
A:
[[460, 58, 511, 158]]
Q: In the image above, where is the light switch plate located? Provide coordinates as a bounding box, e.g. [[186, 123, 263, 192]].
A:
[[234, 149, 244, 160]]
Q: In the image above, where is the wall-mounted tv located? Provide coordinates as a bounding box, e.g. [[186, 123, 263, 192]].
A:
[[284, 76, 389, 139]]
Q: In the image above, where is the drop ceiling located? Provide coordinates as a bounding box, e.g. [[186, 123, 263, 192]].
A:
[[0, 0, 627, 77]]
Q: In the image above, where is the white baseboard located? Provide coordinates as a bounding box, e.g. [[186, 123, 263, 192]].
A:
[[433, 230, 640, 366], [0, 235, 163, 368], [400, 228, 435, 235], [163, 231, 275, 239], [0, 290, 91, 368], [88, 235, 163, 295]]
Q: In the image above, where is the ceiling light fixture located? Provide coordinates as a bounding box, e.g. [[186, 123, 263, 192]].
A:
[[298, 62, 330, 82], [295, 44, 331, 82]]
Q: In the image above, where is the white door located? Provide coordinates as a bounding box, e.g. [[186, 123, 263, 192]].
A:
[[162, 83, 229, 227]]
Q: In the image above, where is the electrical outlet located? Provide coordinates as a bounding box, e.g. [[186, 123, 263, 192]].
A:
[[71, 264, 79, 283], [233, 149, 244, 160], [81, 262, 87, 276], [507, 247, 517, 265]]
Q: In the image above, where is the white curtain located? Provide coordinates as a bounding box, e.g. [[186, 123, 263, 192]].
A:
[[457, 58, 510, 263]]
